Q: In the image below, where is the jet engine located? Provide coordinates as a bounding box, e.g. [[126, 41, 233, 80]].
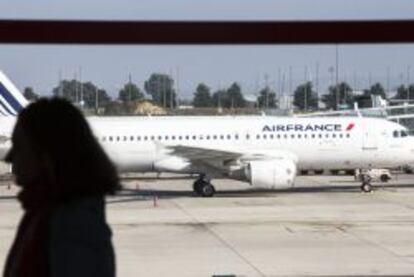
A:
[[246, 159, 297, 189]]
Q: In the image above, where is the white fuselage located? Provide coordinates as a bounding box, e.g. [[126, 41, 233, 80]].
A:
[[1, 116, 413, 175]]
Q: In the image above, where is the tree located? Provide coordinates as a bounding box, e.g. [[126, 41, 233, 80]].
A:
[[23, 87, 39, 101], [52, 80, 79, 102], [211, 83, 246, 108], [321, 82, 354, 110], [394, 84, 414, 100], [211, 89, 227, 108], [82, 82, 111, 109], [365, 83, 386, 99], [257, 87, 277, 108], [226, 82, 246, 108], [118, 82, 144, 102], [293, 82, 318, 110], [144, 73, 176, 108], [355, 83, 387, 108], [193, 83, 212, 107], [52, 80, 111, 109]]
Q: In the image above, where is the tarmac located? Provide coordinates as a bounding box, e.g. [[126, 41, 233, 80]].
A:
[[2, 173, 414, 276]]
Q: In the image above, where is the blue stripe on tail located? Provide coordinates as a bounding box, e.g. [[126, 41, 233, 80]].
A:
[[0, 99, 16, 116], [0, 82, 23, 114]]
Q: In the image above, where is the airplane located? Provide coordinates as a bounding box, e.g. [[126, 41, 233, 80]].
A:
[[0, 71, 413, 197]]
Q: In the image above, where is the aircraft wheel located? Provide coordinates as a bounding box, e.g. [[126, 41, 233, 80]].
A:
[[361, 182, 373, 193], [193, 179, 204, 195], [380, 174, 389, 182], [200, 183, 215, 197]]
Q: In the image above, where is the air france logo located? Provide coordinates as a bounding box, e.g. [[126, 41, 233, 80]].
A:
[[262, 123, 355, 132], [346, 123, 355, 131]]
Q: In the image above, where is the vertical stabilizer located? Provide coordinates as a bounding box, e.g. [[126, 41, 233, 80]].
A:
[[0, 71, 28, 116]]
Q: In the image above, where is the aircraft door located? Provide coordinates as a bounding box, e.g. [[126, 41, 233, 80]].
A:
[[362, 124, 378, 150]]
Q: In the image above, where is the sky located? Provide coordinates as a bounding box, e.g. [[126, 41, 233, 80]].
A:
[[0, 0, 413, 100]]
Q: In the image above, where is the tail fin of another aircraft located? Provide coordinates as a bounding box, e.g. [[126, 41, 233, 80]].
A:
[[0, 71, 28, 116]]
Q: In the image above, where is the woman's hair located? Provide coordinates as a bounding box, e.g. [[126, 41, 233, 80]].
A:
[[13, 97, 120, 199]]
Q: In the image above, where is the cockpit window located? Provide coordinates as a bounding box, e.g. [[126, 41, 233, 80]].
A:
[[393, 130, 408, 138]]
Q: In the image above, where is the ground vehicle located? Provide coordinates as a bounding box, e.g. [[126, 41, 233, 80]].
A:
[[355, 169, 392, 183], [403, 164, 414, 174]]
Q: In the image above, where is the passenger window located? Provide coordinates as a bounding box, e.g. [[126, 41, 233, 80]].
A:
[[346, 134, 350, 138], [123, 136, 127, 141], [116, 136, 120, 141], [291, 134, 294, 139], [393, 130, 399, 138], [284, 134, 288, 139], [246, 134, 250, 140], [144, 136, 148, 141], [150, 136, 155, 140], [199, 135, 203, 140], [304, 134, 307, 139], [332, 134, 336, 138], [263, 134, 267, 139], [137, 136, 141, 141], [130, 136, 134, 141], [165, 136, 169, 140], [172, 136, 176, 140], [339, 134, 343, 138], [318, 134, 322, 138], [298, 134, 301, 139], [277, 134, 281, 139], [227, 135, 231, 139], [311, 134, 315, 138], [206, 135, 210, 140], [185, 135, 189, 140], [235, 134, 239, 140], [220, 135, 224, 140], [325, 134, 329, 138], [213, 135, 217, 140], [256, 134, 260, 139], [109, 136, 113, 141], [102, 136, 106, 142], [192, 135, 197, 140], [270, 134, 274, 139], [158, 136, 162, 140], [178, 136, 183, 140]]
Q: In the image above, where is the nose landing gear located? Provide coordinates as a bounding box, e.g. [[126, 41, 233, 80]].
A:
[[360, 182, 373, 193], [360, 175, 373, 193]]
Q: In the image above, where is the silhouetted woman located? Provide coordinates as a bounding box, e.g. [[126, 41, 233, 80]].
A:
[[3, 98, 119, 277]]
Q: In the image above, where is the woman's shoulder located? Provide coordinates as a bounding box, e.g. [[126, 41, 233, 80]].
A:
[[50, 196, 112, 242], [49, 196, 115, 277]]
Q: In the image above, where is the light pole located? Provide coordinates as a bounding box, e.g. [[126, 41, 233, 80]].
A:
[[335, 44, 339, 109], [264, 74, 269, 109]]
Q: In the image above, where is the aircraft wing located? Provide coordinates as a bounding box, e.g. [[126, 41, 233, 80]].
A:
[[165, 144, 246, 162], [165, 144, 295, 161], [163, 144, 297, 176]]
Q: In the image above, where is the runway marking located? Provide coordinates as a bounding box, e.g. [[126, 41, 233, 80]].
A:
[[335, 221, 414, 266], [168, 199, 267, 277]]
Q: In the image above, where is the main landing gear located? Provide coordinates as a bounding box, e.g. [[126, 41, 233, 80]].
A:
[[193, 174, 215, 197], [360, 175, 373, 193]]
